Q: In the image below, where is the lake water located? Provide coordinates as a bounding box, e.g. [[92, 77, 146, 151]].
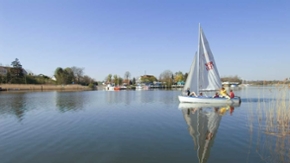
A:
[[0, 87, 289, 163]]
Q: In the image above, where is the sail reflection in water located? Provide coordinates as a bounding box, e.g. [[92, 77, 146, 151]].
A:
[[179, 103, 240, 163]]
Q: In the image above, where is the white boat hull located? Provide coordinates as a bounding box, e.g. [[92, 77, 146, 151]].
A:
[[135, 85, 150, 90], [106, 87, 115, 91], [105, 84, 115, 91], [178, 95, 241, 104], [178, 102, 241, 110], [135, 85, 143, 90]]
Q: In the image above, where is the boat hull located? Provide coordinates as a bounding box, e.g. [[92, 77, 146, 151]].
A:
[[105, 86, 115, 91], [178, 95, 241, 104], [114, 87, 120, 91], [178, 102, 241, 110]]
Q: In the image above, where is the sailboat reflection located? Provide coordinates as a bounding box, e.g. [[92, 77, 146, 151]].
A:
[[179, 103, 240, 163]]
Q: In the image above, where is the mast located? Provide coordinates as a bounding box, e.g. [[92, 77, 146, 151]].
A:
[[197, 23, 201, 93]]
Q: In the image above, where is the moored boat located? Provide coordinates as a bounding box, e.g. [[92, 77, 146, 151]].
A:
[[105, 84, 115, 91]]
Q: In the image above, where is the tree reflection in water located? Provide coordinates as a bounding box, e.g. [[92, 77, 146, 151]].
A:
[[0, 92, 27, 121], [56, 92, 85, 113]]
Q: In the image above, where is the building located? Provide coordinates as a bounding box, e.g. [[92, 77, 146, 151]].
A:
[[0, 66, 8, 76], [0, 66, 27, 76]]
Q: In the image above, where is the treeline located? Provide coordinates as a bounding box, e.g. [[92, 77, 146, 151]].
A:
[[5, 58, 285, 87], [220, 75, 242, 83], [0, 58, 96, 87], [105, 71, 247, 87], [104, 70, 188, 87], [247, 80, 290, 85]]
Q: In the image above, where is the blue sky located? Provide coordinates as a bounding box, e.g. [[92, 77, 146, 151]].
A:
[[1, 0, 289, 81]]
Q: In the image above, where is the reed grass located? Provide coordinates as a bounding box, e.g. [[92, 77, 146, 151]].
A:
[[259, 83, 290, 136], [0, 84, 90, 91], [247, 82, 290, 163]]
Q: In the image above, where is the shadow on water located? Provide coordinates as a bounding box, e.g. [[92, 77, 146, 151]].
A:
[[178, 103, 241, 163]]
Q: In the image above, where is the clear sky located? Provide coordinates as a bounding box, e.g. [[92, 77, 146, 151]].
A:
[[1, 0, 289, 81]]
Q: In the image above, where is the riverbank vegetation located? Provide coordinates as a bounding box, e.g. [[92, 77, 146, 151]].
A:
[[0, 58, 97, 87], [1, 58, 288, 88], [253, 83, 290, 136], [248, 82, 290, 162]]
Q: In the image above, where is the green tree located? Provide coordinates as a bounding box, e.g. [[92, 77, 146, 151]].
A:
[[11, 58, 22, 68], [140, 75, 157, 83], [54, 67, 74, 84], [88, 83, 95, 89], [54, 67, 65, 84], [118, 77, 123, 86], [0, 74, 4, 83], [113, 75, 118, 85], [174, 71, 184, 83], [6, 72, 11, 83], [54, 66, 94, 85], [10, 58, 25, 83], [64, 67, 74, 84]]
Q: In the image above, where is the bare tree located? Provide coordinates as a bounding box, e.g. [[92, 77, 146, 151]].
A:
[[107, 74, 112, 83], [71, 66, 84, 84], [159, 70, 173, 87], [82, 75, 94, 85], [124, 71, 131, 84]]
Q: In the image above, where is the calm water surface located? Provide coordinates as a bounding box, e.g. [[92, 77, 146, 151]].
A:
[[0, 87, 289, 163]]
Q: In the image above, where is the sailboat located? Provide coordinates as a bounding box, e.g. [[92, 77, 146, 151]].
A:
[[178, 25, 241, 104]]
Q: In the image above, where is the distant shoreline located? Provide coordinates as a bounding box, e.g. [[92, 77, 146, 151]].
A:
[[0, 84, 91, 91]]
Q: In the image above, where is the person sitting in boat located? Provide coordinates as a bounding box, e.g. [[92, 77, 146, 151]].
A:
[[213, 92, 219, 98], [186, 88, 197, 97], [198, 92, 203, 97], [229, 89, 235, 99], [220, 87, 230, 99]]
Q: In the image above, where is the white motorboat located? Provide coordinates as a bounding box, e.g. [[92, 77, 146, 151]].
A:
[[105, 84, 115, 91]]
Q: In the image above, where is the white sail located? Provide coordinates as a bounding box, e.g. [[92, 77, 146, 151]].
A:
[[183, 53, 198, 93], [198, 27, 222, 91]]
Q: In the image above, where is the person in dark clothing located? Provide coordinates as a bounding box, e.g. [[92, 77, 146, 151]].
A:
[[186, 88, 197, 97]]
